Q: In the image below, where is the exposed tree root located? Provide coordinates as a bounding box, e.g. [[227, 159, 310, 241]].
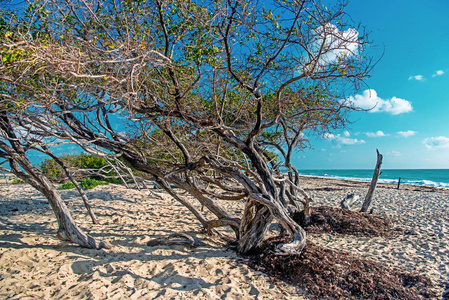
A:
[[57, 228, 111, 249], [147, 233, 204, 248]]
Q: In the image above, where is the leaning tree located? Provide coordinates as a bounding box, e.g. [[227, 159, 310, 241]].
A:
[[0, 0, 372, 253]]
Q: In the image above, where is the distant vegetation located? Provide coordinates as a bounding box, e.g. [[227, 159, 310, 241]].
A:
[[11, 178, 25, 185], [59, 178, 109, 190], [40, 153, 123, 186], [59, 182, 76, 190]]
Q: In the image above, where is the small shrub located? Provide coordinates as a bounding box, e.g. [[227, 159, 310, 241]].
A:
[[39, 155, 71, 182], [103, 177, 123, 184], [79, 178, 108, 190], [40, 153, 123, 183], [75, 153, 108, 170], [60, 179, 108, 190], [60, 182, 76, 190], [12, 178, 24, 184]]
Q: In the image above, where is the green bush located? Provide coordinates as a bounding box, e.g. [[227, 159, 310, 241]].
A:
[[79, 178, 108, 190], [104, 177, 124, 184], [11, 178, 24, 184], [75, 153, 108, 170], [60, 182, 75, 190], [40, 153, 115, 182], [59, 178, 108, 190], [40, 152, 145, 185], [40, 154, 80, 182]]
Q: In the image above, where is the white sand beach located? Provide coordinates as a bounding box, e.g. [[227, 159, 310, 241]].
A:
[[0, 178, 448, 299]]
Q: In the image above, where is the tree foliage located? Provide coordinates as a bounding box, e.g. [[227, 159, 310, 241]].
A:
[[0, 0, 373, 252]]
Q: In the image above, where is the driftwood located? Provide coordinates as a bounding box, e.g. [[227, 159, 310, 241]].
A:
[[147, 233, 203, 248], [361, 149, 383, 213], [340, 193, 360, 211]]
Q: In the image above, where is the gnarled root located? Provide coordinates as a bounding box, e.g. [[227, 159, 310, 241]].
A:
[[276, 226, 306, 255], [147, 233, 204, 248], [204, 218, 240, 238], [247, 193, 307, 255], [57, 228, 111, 249]]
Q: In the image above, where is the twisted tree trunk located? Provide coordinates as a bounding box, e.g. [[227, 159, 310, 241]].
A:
[[0, 115, 109, 249], [228, 144, 306, 254], [4, 156, 110, 248], [39, 176, 109, 248], [40, 146, 99, 224], [238, 202, 273, 253]]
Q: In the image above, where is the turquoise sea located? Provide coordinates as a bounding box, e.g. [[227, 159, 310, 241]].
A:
[[297, 169, 449, 188]]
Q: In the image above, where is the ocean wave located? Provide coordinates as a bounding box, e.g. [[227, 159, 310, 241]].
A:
[[399, 179, 449, 188], [299, 173, 449, 188]]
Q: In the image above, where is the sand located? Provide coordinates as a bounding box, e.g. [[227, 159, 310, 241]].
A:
[[0, 178, 448, 299]]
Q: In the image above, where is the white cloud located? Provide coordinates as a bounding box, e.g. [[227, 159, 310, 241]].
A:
[[408, 75, 424, 81], [340, 137, 365, 145], [324, 132, 365, 146], [398, 130, 416, 138], [324, 133, 335, 138], [343, 131, 350, 137], [386, 151, 402, 156], [365, 130, 388, 138], [347, 89, 413, 115], [432, 70, 445, 77], [423, 136, 449, 150], [306, 24, 359, 72]]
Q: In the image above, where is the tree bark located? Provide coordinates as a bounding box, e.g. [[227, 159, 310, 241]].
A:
[[0, 115, 109, 249], [361, 149, 383, 213], [147, 233, 203, 248], [238, 202, 273, 253], [40, 147, 99, 224], [41, 177, 109, 248], [244, 193, 306, 255], [7, 157, 110, 249], [224, 143, 306, 255]]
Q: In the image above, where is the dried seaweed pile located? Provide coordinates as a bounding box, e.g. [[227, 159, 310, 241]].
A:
[[293, 206, 403, 237], [246, 206, 435, 299]]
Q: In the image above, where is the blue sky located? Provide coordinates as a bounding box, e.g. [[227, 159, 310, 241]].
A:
[[6, 0, 448, 169], [294, 0, 449, 169]]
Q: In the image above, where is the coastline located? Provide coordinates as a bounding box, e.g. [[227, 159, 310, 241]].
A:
[[0, 177, 448, 299], [298, 174, 449, 194], [297, 169, 449, 189]]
